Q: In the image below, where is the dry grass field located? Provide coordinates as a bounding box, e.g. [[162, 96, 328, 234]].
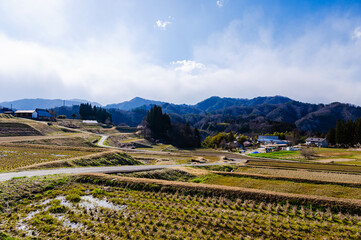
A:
[[0, 144, 100, 171], [0, 174, 360, 239]]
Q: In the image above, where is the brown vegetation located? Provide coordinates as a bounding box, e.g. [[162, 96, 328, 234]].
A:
[[211, 171, 361, 188], [247, 159, 361, 174], [14, 150, 141, 170], [77, 173, 361, 213], [0, 122, 41, 137]]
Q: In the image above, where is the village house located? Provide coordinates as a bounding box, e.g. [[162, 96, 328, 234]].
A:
[[258, 135, 289, 145], [0, 107, 14, 115], [305, 137, 328, 147], [15, 109, 53, 121]]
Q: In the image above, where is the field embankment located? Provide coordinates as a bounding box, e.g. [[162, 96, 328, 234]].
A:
[[14, 150, 142, 170], [77, 173, 361, 213], [211, 171, 361, 187], [0, 122, 41, 137], [247, 159, 361, 174]]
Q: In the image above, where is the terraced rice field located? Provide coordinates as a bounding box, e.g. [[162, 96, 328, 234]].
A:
[[0, 175, 360, 239], [0, 145, 93, 171], [0, 122, 41, 137]]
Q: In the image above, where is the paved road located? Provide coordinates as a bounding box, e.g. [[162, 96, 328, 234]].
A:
[[0, 162, 227, 182]]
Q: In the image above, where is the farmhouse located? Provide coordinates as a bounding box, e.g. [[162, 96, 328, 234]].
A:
[[305, 137, 328, 147], [258, 135, 289, 145], [15, 109, 53, 121], [15, 110, 36, 119], [0, 107, 14, 115]]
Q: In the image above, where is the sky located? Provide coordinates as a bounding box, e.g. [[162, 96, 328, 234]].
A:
[[0, 0, 361, 106]]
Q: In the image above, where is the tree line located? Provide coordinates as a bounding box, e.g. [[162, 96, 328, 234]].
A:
[[79, 103, 112, 124], [143, 105, 201, 148], [202, 132, 251, 150], [327, 118, 361, 147]]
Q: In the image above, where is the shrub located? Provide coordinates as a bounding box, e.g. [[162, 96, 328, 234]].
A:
[[66, 194, 81, 203]]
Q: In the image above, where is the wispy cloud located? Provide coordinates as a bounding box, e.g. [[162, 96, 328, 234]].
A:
[[155, 17, 173, 30], [352, 26, 361, 40], [216, 0, 224, 8]]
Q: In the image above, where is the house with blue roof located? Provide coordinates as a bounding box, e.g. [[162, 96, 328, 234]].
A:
[[15, 108, 53, 121]]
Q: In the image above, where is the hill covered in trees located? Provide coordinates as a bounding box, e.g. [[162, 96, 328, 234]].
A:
[[52, 96, 361, 136]]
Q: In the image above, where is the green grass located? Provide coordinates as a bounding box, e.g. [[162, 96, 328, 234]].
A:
[[72, 152, 142, 167], [248, 150, 300, 160], [249, 148, 361, 162]]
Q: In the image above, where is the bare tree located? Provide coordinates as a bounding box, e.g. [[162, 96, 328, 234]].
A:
[[300, 147, 315, 160]]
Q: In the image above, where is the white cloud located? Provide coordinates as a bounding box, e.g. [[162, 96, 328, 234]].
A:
[[216, 0, 224, 8], [155, 17, 172, 30], [0, 0, 68, 40], [352, 26, 361, 40], [170, 60, 205, 73], [0, 2, 361, 106]]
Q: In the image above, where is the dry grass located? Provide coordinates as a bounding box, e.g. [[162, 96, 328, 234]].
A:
[[211, 171, 361, 187], [234, 167, 361, 183], [17, 136, 101, 148], [14, 150, 141, 170], [77, 173, 361, 213], [170, 167, 209, 176], [247, 159, 361, 174], [0, 145, 95, 171]]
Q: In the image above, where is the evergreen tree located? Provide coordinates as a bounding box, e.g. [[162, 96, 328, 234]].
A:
[[194, 128, 201, 147], [335, 119, 343, 144], [354, 118, 361, 145], [326, 127, 336, 145], [145, 105, 171, 139]]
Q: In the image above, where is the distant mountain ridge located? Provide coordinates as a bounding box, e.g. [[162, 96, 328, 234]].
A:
[[4, 96, 361, 134], [105, 97, 165, 111], [0, 98, 101, 110], [103, 96, 361, 134]]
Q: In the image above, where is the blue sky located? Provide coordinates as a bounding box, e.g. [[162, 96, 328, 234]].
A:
[[0, 0, 361, 105]]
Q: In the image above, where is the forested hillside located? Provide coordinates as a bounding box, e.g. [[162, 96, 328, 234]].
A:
[[52, 96, 361, 135]]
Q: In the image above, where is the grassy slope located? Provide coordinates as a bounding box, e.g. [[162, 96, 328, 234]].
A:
[[18, 136, 101, 148]]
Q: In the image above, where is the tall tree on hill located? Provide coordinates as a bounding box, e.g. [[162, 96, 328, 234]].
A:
[[79, 103, 112, 124], [145, 105, 171, 139], [344, 120, 355, 146], [326, 127, 336, 145], [354, 118, 361, 145], [335, 119, 343, 144]]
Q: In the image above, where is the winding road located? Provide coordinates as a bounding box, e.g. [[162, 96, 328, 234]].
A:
[[0, 121, 247, 182]]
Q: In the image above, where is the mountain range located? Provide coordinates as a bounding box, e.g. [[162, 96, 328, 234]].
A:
[[0, 98, 101, 110], [3, 96, 361, 134]]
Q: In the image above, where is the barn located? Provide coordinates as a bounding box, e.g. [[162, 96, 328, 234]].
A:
[[15, 109, 53, 121]]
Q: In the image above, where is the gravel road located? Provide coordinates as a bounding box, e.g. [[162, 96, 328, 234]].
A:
[[0, 162, 227, 182]]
